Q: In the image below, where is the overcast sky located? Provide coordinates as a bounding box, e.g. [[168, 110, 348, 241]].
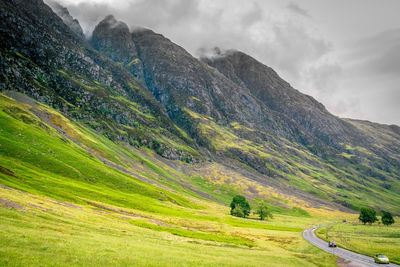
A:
[[56, 0, 400, 126]]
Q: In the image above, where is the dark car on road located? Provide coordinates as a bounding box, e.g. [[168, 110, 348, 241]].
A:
[[328, 241, 337, 247]]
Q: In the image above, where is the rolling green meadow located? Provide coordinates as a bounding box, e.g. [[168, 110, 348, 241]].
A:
[[0, 93, 345, 266], [0, 184, 341, 267], [0, 92, 399, 266]]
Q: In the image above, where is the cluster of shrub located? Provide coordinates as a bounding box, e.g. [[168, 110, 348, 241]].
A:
[[230, 195, 273, 220], [359, 207, 395, 226]]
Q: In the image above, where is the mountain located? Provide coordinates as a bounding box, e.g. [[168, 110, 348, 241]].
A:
[[1, 0, 399, 213], [201, 49, 400, 187], [0, 0, 399, 265], [0, 0, 197, 162], [201, 50, 366, 147], [127, 22, 400, 211], [130, 26, 315, 145], [91, 15, 144, 82], [45, 0, 85, 39]]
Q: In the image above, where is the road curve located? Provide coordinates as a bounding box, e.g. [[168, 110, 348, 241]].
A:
[[303, 224, 399, 267]]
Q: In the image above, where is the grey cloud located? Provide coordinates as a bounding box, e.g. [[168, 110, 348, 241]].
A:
[[63, 2, 111, 36], [61, 0, 330, 82], [196, 47, 225, 59], [263, 22, 332, 81], [123, 0, 199, 27], [328, 98, 361, 119], [63, 0, 199, 36], [286, 3, 310, 18], [304, 61, 342, 96], [348, 28, 400, 78], [241, 2, 263, 27], [329, 28, 400, 124]]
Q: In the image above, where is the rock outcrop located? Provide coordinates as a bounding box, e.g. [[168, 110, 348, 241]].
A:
[[45, 0, 85, 39], [91, 15, 144, 82]]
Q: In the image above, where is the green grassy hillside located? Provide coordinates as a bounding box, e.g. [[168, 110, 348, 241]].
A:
[[0, 186, 341, 267], [184, 108, 400, 213], [0, 92, 347, 266]]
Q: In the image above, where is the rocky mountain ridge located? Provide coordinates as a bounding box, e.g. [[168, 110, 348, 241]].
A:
[[0, 0, 399, 212], [201, 50, 368, 147], [45, 0, 85, 39]]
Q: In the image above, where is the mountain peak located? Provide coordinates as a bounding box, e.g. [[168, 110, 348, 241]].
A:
[[90, 15, 144, 81], [104, 14, 116, 21], [91, 15, 133, 55], [45, 0, 85, 39], [98, 14, 128, 31]]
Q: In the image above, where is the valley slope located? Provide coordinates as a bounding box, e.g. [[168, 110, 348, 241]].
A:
[[0, 0, 399, 265]]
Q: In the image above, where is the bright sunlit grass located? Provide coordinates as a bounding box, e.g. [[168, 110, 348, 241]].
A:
[[0, 92, 342, 266], [0, 186, 339, 267]]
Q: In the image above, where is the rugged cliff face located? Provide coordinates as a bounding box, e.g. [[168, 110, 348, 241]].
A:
[[45, 0, 85, 39], [0, 0, 399, 212], [92, 15, 400, 211], [201, 49, 400, 178], [201, 50, 368, 148], [130, 28, 325, 147], [0, 0, 196, 161], [91, 15, 144, 82], [132, 28, 267, 124]]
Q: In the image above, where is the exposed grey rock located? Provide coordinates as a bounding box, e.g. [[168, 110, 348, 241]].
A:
[[91, 15, 144, 82], [44, 0, 85, 39], [130, 27, 317, 146], [0, 0, 193, 162], [201, 50, 369, 148]]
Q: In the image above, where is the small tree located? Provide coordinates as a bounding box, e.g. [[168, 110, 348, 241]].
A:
[[381, 211, 395, 226], [359, 207, 378, 225], [254, 200, 273, 220], [231, 205, 245, 218], [230, 195, 251, 217]]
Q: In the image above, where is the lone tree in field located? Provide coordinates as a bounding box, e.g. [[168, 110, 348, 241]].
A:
[[359, 207, 378, 225], [231, 205, 245, 218], [230, 195, 250, 217], [381, 211, 395, 226], [254, 200, 273, 220]]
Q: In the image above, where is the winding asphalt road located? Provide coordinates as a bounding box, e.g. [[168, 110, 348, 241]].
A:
[[303, 224, 399, 267]]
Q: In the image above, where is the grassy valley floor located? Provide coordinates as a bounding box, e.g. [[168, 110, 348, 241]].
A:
[[0, 184, 344, 267]]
